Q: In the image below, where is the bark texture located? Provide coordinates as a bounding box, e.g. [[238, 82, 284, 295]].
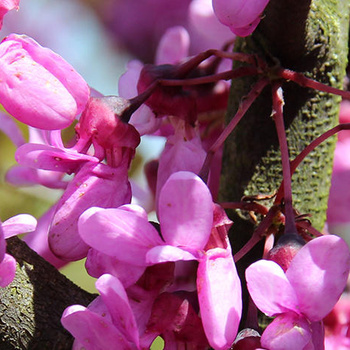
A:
[[0, 238, 96, 349], [219, 0, 350, 326]]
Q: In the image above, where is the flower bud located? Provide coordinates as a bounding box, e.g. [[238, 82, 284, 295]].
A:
[[266, 233, 305, 272], [0, 34, 90, 130], [76, 97, 140, 150], [212, 0, 270, 37], [231, 328, 261, 350]]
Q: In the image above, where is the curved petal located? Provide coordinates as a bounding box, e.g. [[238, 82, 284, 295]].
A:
[[96, 274, 140, 347], [286, 235, 350, 321], [155, 26, 190, 65], [15, 143, 98, 174], [261, 313, 311, 350], [79, 207, 163, 266], [146, 245, 197, 264], [0, 253, 17, 287], [2, 214, 37, 238], [61, 304, 132, 350], [86, 249, 145, 287], [246, 260, 300, 317], [0, 35, 89, 130], [49, 162, 131, 261], [158, 171, 213, 250], [197, 248, 242, 350]]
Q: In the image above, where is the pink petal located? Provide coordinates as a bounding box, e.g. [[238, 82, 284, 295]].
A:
[[158, 171, 213, 250], [286, 235, 350, 321], [155, 26, 190, 65], [0, 34, 90, 130], [15, 143, 98, 174], [0, 110, 25, 147], [197, 248, 242, 350], [79, 206, 163, 266], [49, 162, 131, 261], [2, 214, 37, 238], [212, 0, 269, 36], [96, 274, 140, 347], [0, 224, 5, 262], [61, 304, 132, 350], [86, 249, 145, 287], [0, 253, 16, 287], [146, 245, 198, 264], [0, 0, 19, 29], [156, 134, 207, 205], [246, 260, 300, 317], [261, 313, 311, 350], [23, 207, 67, 269]]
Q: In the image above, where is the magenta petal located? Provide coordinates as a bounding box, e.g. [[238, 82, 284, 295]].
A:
[[246, 260, 300, 317], [286, 235, 350, 321], [79, 207, 163, 266], [96, 274, 140, 347], [0, 254, 16, 287], [49, 162, 131, 261], [0, 110, 25, 147], [158, 171, 213, 249], [155, 26, 190, 65], [197, 248, 242, 350], [86, 249, 145, 287], [61, 305, 131, 350], [15, 143, 98, 174], [146, 245, 198, 264], [261, 313, 311, 350], [2, 214, 37, 238], [0, 34, 89, 130]]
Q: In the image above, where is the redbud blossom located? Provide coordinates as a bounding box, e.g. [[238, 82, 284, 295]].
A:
[[246, 235, 350, 349], [0, 34, 89, 130], [0, 214, 37, 287], [212, 0, 270, 37], [0, 0, 19, 29]]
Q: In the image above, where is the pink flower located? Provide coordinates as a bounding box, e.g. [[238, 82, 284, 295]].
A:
[[0, 0, 19, 30], [246, 235, 350, 350], [78, 171, 242, 349], [212, 0, 270, 37], [0, 214, 37, 287], [0, 34, 89, 130]]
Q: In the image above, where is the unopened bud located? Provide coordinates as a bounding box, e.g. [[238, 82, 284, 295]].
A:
[[266, 233, 305, 272]]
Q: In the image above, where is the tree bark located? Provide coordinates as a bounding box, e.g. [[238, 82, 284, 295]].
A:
[[219, 0, 350, 327], [0, 238, 96, 349]]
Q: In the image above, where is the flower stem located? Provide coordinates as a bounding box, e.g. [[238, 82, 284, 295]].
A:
[[271, 83, 296, 235]]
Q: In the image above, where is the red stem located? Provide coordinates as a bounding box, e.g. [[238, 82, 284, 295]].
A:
[[199, 78, 269, 181], [234, 205, 281, 262], [277, 68, 350, 99], [271, 83, 297, 234], [275, 123, 350, 203]]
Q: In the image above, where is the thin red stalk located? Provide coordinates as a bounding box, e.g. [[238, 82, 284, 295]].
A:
[[158, 66, 258, 87], [277, 68, 350, 99], [199, 78, 269, 181], [234, 205, 280, 262], [271, 83, 296, 234], [220, 202, 269, 216], [275, 123, 350, 203], [176, 49, 259, 78]]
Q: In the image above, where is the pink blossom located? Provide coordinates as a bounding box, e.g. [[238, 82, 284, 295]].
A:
[[78, 171, 242, 348], [212, 0, 270, 37], [0, 214, 37, 287], [0, 0, 19, 30], [0, 34, 89, 130], [246, 235, 350, 349]]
